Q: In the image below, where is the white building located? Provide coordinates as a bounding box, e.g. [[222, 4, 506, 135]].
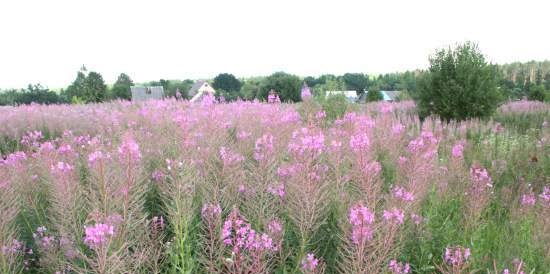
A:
[[188, 80, 216, 103], [326, 90, 358, 103]]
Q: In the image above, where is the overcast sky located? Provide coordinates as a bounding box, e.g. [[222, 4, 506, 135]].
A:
[[0, 0, 549, 89]]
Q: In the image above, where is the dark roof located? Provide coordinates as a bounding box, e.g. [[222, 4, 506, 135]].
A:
[[188, 80, 208, 97]]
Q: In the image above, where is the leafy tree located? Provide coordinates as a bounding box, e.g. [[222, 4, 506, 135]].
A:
[[544, 72, 550, 90], [342, 73, 368, 94], [63, 67, 87, 101], [110, 73, 134, 100], [259, 72, 302, 102], [82, 71, 107, 103], [417, 42, 501, 121], [213, 73, 242, 98], [528, 85, 547, 101], [366, 89, 383, 102], [240, 80, 261, 100]]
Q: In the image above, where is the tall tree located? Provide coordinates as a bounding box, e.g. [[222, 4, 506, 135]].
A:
[[213, 73, 242, 93], [259, 72, 302, 102], [342, 73, 369, 95], [417, 42, 501, 121], [83, 71, 107, 103], [110, 73, 134, 100]]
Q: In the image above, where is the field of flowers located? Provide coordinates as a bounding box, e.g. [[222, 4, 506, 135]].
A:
[[0, 97, 549, 274]]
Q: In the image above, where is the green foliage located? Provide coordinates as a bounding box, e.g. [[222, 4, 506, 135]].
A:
[[417, 42, 502, 121], [259, 72, 302, 102], [239, 80, 262, 100], [213, 73, 242, 93], [109, 73, 134, 100], [320, 94, 349, 121], [82, 71, 107, 103], [527, 84, 548, 102], [342, 73, 368, 93], [0, 84, 64, 106], [366, 89, 383, 102]]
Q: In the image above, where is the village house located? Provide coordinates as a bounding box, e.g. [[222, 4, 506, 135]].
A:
[[188, 80, 216, 103], [130, 86, 165, 102]]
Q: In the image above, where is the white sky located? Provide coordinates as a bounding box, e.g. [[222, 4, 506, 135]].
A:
[[0, 0, 549, 89]]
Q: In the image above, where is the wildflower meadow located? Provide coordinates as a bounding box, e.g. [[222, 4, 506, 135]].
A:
[[0, 96, 549, 274]]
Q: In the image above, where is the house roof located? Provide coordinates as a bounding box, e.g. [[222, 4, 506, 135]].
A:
[[357, 90, 401, 102], [188, 80, 208, 97], [326, 90, 358, 98]]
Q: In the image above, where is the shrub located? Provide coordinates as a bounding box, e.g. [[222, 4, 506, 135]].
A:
[[417, 41, 501, 121], [321, 94, 348, 121], [366, 90, 383, 102]]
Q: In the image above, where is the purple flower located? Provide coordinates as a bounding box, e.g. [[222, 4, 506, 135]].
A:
[[301, 253, 319, 273], [118, 133, 141, 162], [301, 83, 312, 100], [389, 259, 411, 274], [349, 203, 375, 245], [84, 223, 114, 249]]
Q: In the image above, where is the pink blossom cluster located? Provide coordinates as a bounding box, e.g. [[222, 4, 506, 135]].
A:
[[392, 123, 405, 135], [388, 259, 411, 274], [118, 134, 141, 162], [288, 128, 325, 158], [444, 246, 471, 266], [470, 165, 493, 188], [221, 215, 277, 252], [540, 186, 550, 207], [267, 93, 281, 103], [349, 132, 370, 153], [392, 186, 415, 202], [451, 141, 465, 158], [1, 239, 23, 255], [407, 131, 438, 155], [254, 133, 274, 161], [301, 84, 312, 100], [383, 208, 405, 225], [349, 203, 375, 245], [50, 161, 73, 175], [201, 203, 222, 220], [88, 150, 109, 167], [151, 169, 165, 182], [301, 253, 320, 273], [84, 223, 115, 249], [520, 193, 536, 207], [0, 151, 27, 167], [267, 183, 285, 198], [219, 146, 245, 167], [21, 130, 43, 148]]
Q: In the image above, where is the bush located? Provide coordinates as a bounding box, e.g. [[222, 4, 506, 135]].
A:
[[527, 84, 548, 102], [366, 90, 383, 102], [259, 72, 302, 102], [417, 42, 501, 121], [321, 94, 349, 121]]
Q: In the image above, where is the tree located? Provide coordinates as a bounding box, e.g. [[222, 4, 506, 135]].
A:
[[82, 71, 107, 103], [528, 85, 547, 102], [213, 73, 242, 93], [239, 80, 261, 100], [417, 42, 501, 121], [259, 72, 302, 102], [63, 67, 87, 101], [366, 89, 383, 102], [342, 73, 369, 95], [544, 72, 550, 90], [110, 73, 134, 100]]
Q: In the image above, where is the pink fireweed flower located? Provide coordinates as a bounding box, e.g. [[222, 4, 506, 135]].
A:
[[301, 253, 319, 273], [470, 165, 493, 188], [451, 141, 465, 158], [201, 203, 222, 220], [88, 150, 108, 167], [118, 133, 141, 162], [152, 169, 165, 182], [288, 128, 325, 158], [349, 203, 375, 245], [84, 223, 114, 249], [389, 259, 411, 274], [51, 161, 73, 175], [349, 132, 370, 153], [201, 93, 216, 106], [151, 216, 165, 234], [219, 146, 245, 167], [520, 193, 536, 207], [221, 214, 276, 252], [1, 239, 23, 255], [392, 186, 415, 202], [301, 83, 312, 100], [237, 130, 251, 140], [267, 93, 281, 103], [267, 219, 283, 235], [254, 133, 274, 161], [267, 183, 285, 198], [383, 208, 405, 225], [315, 111, 326, 120], [540, 186, 550, 207], [444, 246, 471, 266], [410, 213, 423, 225], [392, 123, 405, 135]]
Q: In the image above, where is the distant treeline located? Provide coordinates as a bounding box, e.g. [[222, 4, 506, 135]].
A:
[[1, 61, 550, 106]]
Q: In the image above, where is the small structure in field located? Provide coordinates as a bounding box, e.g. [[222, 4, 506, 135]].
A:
[[188, 80, 216, 103], [357, 90, 401, 103], [326, 90, 358, 103], [131, 86, 165, 102]]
